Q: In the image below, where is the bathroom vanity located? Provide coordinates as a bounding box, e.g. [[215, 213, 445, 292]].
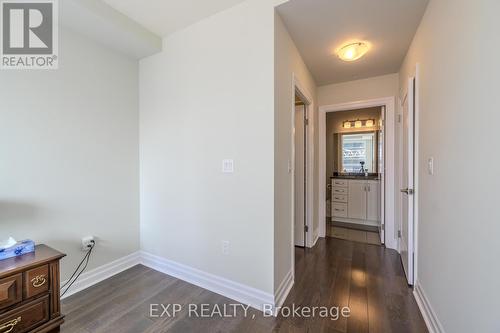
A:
[[331, 176, 381, 227]]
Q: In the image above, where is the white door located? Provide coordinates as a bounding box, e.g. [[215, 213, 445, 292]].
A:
[[294, 104, 306, 247], [401, 77, 415, 285], [378, 107, 385, 243], [348, 180, 367, 220], [366, 181, 380, 222]]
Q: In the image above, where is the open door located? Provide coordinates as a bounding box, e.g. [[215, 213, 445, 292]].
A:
[[378, 106, 385, 244], [400, 77, 415, 285], [294, 102, 307, 247]]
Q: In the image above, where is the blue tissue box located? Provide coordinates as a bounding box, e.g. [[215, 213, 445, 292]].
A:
[[0, 240, 35, 261]]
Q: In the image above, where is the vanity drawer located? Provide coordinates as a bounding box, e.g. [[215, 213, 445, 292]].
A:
[[332, 187, 348, 195], [0, 274, 22, 311], [332, 203, 348, 218], [0, 295, 49, 333], [332, 194, 348, 203], [23, 265, 49, 300], [332, 179, 348, 187]]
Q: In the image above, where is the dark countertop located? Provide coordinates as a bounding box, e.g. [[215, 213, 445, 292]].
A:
[[331, 174, 380, 180]]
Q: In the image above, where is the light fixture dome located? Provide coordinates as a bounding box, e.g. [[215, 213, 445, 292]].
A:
[[337, 42, 370, 62]]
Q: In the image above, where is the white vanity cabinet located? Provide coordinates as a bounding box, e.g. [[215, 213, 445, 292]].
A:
[[331, 178, 380, 227], [347, 180, 367, 220], [366, 181, 380, 221]]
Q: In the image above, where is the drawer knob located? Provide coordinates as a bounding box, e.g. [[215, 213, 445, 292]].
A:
[[31, 275, 47, 288], [0, 317, 21, 333]]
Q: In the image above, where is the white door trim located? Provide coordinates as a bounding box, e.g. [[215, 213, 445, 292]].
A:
[[412, 64, 420, 286], [291, 73, 315, 256], [318, 97, 397, 250]]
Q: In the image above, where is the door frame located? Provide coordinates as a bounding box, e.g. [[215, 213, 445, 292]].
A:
[[291, 74, 315, 255], [318, 97, 398, 250]]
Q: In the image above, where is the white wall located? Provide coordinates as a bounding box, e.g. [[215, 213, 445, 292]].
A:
[[0, 28, 140, 280], [400, 0, 500, 332], [318, 73, 399, 106], [274, 12, 317, 290], [140, 0, 275, 294]]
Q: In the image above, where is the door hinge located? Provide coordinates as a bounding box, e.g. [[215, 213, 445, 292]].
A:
[[397, 114, 402, 123], [304, 225, 309, 232], [398, 230, 402, 238], [305, 118, 309, 126]]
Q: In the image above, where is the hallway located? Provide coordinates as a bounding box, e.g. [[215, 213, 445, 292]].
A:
[[61, 238, 426, 333], [289, 238, 427, 332]]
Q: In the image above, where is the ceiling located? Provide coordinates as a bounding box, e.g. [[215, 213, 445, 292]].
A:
[[61, 0, 161, 59], [103, 0, 248, 37], [277, 0, 429, 85]]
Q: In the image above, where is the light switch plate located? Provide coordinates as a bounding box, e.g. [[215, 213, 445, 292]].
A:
[[222, 159, 234, 173], [427, 157, 434, 175], [222, 240, 230, 255]]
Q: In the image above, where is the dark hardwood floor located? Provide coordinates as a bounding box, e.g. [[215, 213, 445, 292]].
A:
[[61, 238, 427, 333]]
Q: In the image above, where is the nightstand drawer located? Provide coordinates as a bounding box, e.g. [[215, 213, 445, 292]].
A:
[[332, 203, 348, 218], [332, 194, 348, 203], [0, 274, 22, 311], [23, 265, 49, 300], [0, 295, 49, 333]]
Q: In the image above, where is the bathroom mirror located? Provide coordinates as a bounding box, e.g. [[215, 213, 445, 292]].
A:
[[339, 131, 377, 173]]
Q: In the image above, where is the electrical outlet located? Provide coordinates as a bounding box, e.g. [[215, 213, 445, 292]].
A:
[[221, 240, 230, 255], [81, 236, 95, 251]]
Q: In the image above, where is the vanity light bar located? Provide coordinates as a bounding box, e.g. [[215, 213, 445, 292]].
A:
[[343, 119, 376, 129]]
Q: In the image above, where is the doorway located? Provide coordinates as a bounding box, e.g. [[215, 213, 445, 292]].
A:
[[324, 107, 384, 246], [294, 92, 307, 247], [318, 97, 398, 251]]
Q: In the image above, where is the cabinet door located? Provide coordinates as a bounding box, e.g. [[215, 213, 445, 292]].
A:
[[366, 181, 380, 221], [348, 181, 367, 220]]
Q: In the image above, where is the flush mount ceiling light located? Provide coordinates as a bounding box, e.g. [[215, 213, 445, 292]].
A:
[[337, 42, 370, 62]]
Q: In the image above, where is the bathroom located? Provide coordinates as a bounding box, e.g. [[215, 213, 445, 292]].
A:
[[326, 106, 384, 245]]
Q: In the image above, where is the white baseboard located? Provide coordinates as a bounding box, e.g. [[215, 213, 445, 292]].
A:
[[413, 283, 445, 333], [274, 269, 294, 310], [61, 251, 141, 299], [140, 251, 274, 312], [312, 234, 319, 247], [60, 251, 292, 315]]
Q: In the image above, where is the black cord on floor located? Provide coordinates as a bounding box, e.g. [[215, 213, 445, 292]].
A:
[[61, 245, 92, 290], [61, 242, 95, 297]]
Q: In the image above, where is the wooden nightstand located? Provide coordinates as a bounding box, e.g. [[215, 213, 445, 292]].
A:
[[0, 245, 65, 333]]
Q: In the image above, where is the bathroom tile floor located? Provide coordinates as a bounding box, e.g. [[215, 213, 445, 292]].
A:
[[327, 224, 381, 246]]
